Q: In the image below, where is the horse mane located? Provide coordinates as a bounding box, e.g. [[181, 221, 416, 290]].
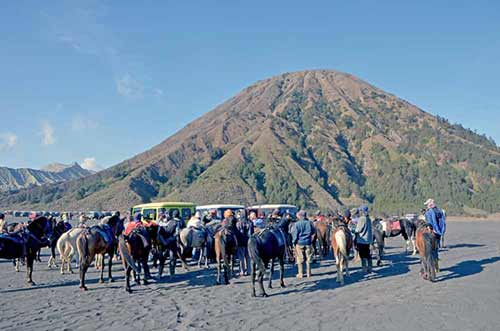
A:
[[27, 216, 49, 234]]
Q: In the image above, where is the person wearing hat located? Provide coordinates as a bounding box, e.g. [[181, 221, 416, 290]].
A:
[[187, 211, 203, 229], [222, 209, 237, 228], [342, 209, 352, 225], [235, 210, 253, 276], [424, 198, 446, 267], [78, 214, 88, 228], [354, 205, 373, 274], [124, 212, 144, 236], [292, 210, 315, 278], [249, 211, 265, 234]]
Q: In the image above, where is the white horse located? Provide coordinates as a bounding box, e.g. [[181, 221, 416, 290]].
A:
[[57, 227, 85, 274]]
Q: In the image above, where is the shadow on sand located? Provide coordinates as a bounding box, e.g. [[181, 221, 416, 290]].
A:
[[439, 256, 500, 281], [444, 243, 485, 249]]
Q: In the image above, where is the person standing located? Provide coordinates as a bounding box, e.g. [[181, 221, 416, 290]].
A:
[[236, 212, 253, 276], [292, 210, 315, 278], [424, 198, 446, 269], [354, 205, 373, 274]]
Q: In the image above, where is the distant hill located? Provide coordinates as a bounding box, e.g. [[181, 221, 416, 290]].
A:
[[0, 70, 498, 215], [0, 162, 92, 192]]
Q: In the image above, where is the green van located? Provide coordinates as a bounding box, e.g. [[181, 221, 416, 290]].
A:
[[130, 202, 195, 222]]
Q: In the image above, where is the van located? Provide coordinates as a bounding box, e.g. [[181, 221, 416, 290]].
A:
[[131, 202, 196, 222], [248, 204, 298, 218], [196, 204, 246, 220]]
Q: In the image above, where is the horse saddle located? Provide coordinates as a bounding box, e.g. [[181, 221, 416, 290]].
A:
[[89, 225, 114, 245], [389, 220, 401, 232], [180, 228, 206, 247]]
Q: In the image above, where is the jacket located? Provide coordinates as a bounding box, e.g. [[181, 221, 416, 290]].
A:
[[355, 214, 373, 245], [425, 207, 446, 236], [292, 218, 315, 246]]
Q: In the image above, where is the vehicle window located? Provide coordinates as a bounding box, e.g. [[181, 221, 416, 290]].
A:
[[168, 208, 180, 219], [182, 208, 192, 220], [143, 208, 157, 221], [132, 208, 142, 215], [159, 208, 167, 215]]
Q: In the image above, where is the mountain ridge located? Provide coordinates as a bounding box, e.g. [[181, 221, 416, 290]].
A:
[[1, 70, 498, 215]]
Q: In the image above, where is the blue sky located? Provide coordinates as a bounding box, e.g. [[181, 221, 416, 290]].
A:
[[1, 1, 499, 170]]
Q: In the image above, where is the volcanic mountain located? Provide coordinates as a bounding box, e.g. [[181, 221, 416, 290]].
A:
[[0, 163, 92, 192], [1, 70, 499, 215]]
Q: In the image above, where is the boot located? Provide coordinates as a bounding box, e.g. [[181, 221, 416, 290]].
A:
[[306, 264, 312, 278], [367, 258, 373, 274], [296, 263, 303, 278], [361, 259, 368, 273]]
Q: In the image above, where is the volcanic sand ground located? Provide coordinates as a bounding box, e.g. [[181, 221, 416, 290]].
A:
[[1, 220, 500, 331]]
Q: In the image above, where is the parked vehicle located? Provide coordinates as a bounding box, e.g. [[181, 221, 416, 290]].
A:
[[247, 204, 298, 218], [196, 204, 246, 220], [131, 202, 196, 222]]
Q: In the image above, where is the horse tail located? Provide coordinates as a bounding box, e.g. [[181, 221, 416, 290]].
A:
[[423, 233, 436, 276], [76, 232, 89, 264], [57, 232, 67, 259], [248, 236, 266, 273], [335, 229, 347, 260], [118, 235, 140, 274]]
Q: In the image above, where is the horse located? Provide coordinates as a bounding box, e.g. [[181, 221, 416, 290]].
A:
[[56, 227, 86, 274], [330, 223, 352, 285], [95, 216, 125, 270], [214, 225, 238, 285], [248, 228, 286, 297], [415, 222, 438, 282], [156, 220, 189, 278], [76, 215, 123, 290], [179, 226, 209, 268], [380, 217, 417, 255], [118, 228, 151, 293], [0, 216, 52, 285], [313, 218, 330, 259], [47, 220, 69, 269]]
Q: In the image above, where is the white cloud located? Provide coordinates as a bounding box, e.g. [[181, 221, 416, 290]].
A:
[[116, 74, 144, 98], [0, 132, 17, 151], [41, 121, 55, 146], [81, 157, 102, 171], [72, 114, 99, 131]]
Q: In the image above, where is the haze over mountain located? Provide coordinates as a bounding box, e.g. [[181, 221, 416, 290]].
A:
[[1, 70, 498, 215], [0, 163, 92, 192]]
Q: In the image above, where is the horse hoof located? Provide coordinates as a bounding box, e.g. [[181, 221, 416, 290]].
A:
[[80, 286, 88, 291], [99, 279, 105, 284], [280, 283, 286, 288], [268, 285, 273, 289], [26, 281, 35, 287], [109, 278, 115, 283], [262, 293, 269, 298]]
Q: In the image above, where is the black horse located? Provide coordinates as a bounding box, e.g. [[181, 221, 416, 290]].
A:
[[380, 217, 417, 255], [248, 228, 286, 297], [47, 220, 69, 269], [156, 220, 188, 278], [0, 216, 52, 285]]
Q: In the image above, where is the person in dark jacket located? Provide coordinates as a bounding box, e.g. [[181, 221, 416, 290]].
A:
[[354, 205, 373, 274], [236, 213, 253, 276], [292, 210, 315, 278], [424, 198, 446, 268]]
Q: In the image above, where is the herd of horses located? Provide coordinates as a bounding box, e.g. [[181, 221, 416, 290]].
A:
[[0, 213, 442, 296]]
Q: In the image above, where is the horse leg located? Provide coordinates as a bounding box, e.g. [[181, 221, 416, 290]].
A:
[[204, 246, 209, 269], [197, 247, 203, 268], [158, 251, 165, 278], [79, 258, 90, 291], [216, 256, 221, 285], [125, 266, 132, 293], [250, 262, 257, 297], [108, 252, 115, 282], [279, 256, 285, 288], [258, 269, 267, 297], [15, 258, 21, 272], [169, 249, 176, 276], [268, 259, 274, 289], [223, 255, 230, 285], [142, 258, 150, 285], [345, 253, 350, 277], [412, 238, 417, 255], [26, 253, 35, 286]]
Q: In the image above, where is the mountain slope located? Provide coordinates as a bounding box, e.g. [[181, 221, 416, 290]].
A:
[[0, 163, 92, 192], [1, 70, 498, 215]]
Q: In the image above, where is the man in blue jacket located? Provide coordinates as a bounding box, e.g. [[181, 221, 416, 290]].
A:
[[424, 198, 446, 267], [292, 210, 315, 278]]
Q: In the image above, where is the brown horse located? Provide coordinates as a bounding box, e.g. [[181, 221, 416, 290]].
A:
[[331, 223, 352, 285], [415, 223, 438, 282], [76, 215, 123, 290], [313, 218, 330, 259], [118, 229, 151, 293], [214, 225, 238, 285]]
